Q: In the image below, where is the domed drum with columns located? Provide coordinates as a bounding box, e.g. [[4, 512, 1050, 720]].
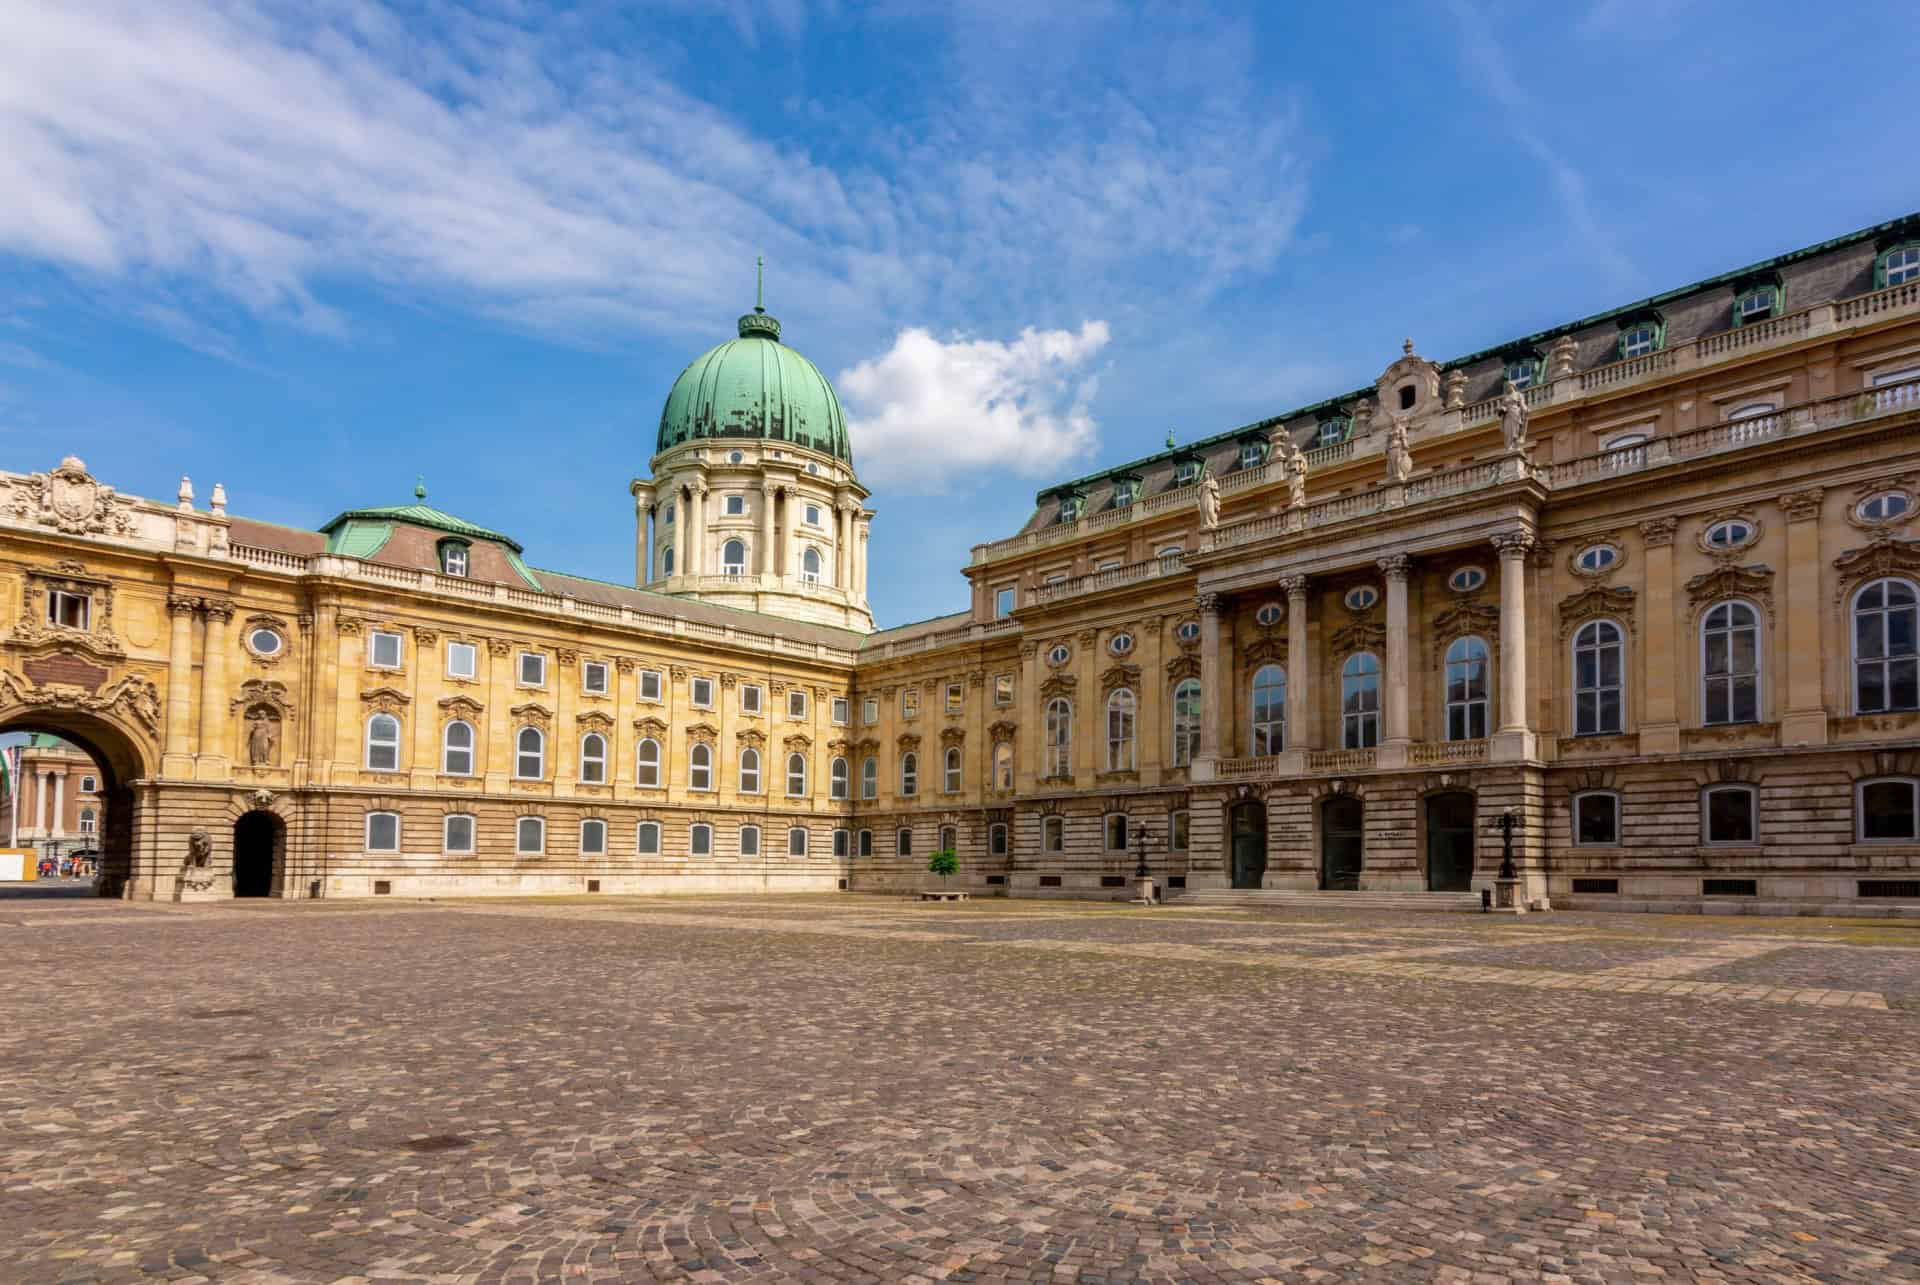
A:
[[631, 270, 875, 632]]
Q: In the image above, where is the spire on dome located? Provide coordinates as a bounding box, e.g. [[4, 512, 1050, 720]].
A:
[[738, 254, 781, 341]]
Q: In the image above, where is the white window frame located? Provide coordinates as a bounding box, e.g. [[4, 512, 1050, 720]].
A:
[[581, 660, 609, 695], [514, 726, 545, 780], [1340, 653, 1381, 750], [788, 689, 808, 720], [1250, 666, 1285, 755], [788, 826, 808, 857], [830, 756, 849, 800], [738, 746, 761, 794], [515, 816, 546, 855], [786, 752, 807, 797], [78, 808, 96, 835], [943, 746, 962, 793], [369, 629, 403, 670], [739, 824, 761, 857], [637, 820, 661, 855], [741, 684, 763, 715], [994, 674, 1014, 706], [1172, 678, 1201, 767], [1573, 620, 1626, 736], [47, 589, 90, 630], [683, 743, 710, 791], [365, 810, 400, 852], [831, 696, 849, 725], [365, 713, 401, 771], [446, 640, 477, 680], [1886, 246, 1920, 287], [691, 676, 715, 709], [1858, 491, 1911, 523], [443, 813, 475, 855], [724, 493, 746, 516], [994, 586, 1016, 618], [517, 651, 546, 687], [636, 738, 662, 787], [1443, 637, 1491, 741], [1106, 688, 1136, 772], [690, 823, 712, 856], [1857, 777, 1920, 843], [1576, 543, 1619, 572], [579, 732, 608, 784], [1045, 698, 1072, 778], [902, 689, 919, 720], [722, 538, 748, 576], [1701, 600, 1762, 726], [441, 544, 469, 577], [639, 669, 663, 702], [1851, 578, 1920, 714], [861, 755, 878, 800], [442, 719, 476, 776], [1572, 791, 1620, 846], [1701, 784, 1758, 846], [801, 547, 823, 584], [945, 682, 964, 714], [862, 697, 879, 725], [579, 818, 607, 856], [79, 775, 96, 793], [900, 752, 918, 797]]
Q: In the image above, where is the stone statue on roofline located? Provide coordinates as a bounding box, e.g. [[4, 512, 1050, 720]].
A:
[[1197, 473, 1221, 529], [1499, 381, 1530, 455], [1287, 441, 1309, 509], [1385, 417, 1412, 484]]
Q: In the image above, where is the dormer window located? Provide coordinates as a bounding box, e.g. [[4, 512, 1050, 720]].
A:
[[1239, 441, 1266, 469], [47, 590, 89, 630], [1111, 478, 1139, 508], [1057, 494, 1085, 523], [1881, 244, 1920, 288], [1313, 416, 1351, 448], [1618, 316, 1664, 359], [1504, 356, 1541, 389], [1397, 384, 1415, 410], [438, 540, 470, 577], [1734, 284, 1780, 327]]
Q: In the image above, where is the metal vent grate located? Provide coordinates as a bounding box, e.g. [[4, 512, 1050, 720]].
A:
[[373, 880, 392, 895], [1702, 878, 1757, 896], [1572, 878, 1619, 894], [1039, 875, 1062, 887], [985, 874, 1006, 885], [1860, 880, 1920, 898]]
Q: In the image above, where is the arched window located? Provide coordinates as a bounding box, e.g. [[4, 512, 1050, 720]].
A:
[[1444, 638, 1490, 741], [1859, 777, 1920, 842], [1045, 698, 1072, 778], [830, 756, 849, 799], [690, 823, 712, 856], [896, 827, 914, 857], [636, 738, 661, 787], [739, 825, 760, 857], [861, 755, 878, 799], [366, 713, 401, 771], [1171, 678, 1201, 767], [1853, 578, 1920, 713], [1341, 654, 1380, 749], [78, 808, 96, 835], [802, 547, 823, 584], [1573, 621, 1625, 735], [722, 538, 747, 576], [443, 814, 475, 854], [739, 747, 761, 793], [514, 726, 544, 779], [1250, 665, 1286, 755], [993, 742, 1014, 791], [1042, 816, 1064, 852], [366, 811, 400, 851], [900, 751, 919, 797], [516, 816, 545, 855], [1702, 601, 1760, 724], [662, 547, 674, 576], [788, 826, 809, 857], [786, 752, 807, 796], [938, 824, 957, 852], [579, 819, 607, 856], [943, 746, 962, 792], [579, 732, 608, 783], [637, 821, 661, 855], [689, 742, 713, 791], [442, 720, 475, 775], [1106, 689, 1136, 771], [989, 823, 1009, 855]]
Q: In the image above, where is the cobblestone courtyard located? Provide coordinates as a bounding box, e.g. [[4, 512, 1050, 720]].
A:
[[3, 896, 1919, 1283]]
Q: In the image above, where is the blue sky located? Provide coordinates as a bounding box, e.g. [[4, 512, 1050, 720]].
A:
[[2, 0, 1915, 628]]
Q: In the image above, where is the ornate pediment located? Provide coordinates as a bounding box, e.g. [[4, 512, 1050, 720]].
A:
[[1242, 636, 1287, 668], [988, 719, 1018, 743], [827, 736, 852, 754], [235, 678, 297, 720], [939, 725, 966, 748], [784, 733, 813, 753], [1165, 653, 1201, 683], [1835, 537, 1920, 603], [1099, 662, 1140, 696], [633, 716, 668, 739], [1557, 585, 1636, 638], [7, 456, 136, 538], [361, 685, 413, 714], [576, 709, 615, 731], [1039, 673, 1078, 700], [508, 700, 552, 727], [1684, 563, 1774, 619], [1431, 599, 1500, 647], [736, 727, 766, 748], [1329, 619, 1386, 656], [896, 732, 921, 753], [686, 721, 719, 745], [854, 736, 880, 755], [0, 667, 161, 737], [9, 561, 125, 658]]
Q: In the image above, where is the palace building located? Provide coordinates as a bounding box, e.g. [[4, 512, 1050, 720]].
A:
[[4, 213, 1920, 909]]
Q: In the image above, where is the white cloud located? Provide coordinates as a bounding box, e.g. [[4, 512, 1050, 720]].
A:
[[840, 321, 1111, 493]]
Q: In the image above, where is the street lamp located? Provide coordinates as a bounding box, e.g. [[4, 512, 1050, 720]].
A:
[[1487, 807, 1523, 911], [1129, 822, 1155, 904]]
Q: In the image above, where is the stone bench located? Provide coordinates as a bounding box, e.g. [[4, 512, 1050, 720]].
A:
[[918, 890, 969, 902]]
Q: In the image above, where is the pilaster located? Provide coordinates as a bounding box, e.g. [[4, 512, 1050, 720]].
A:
[[1282, 574, 1312, 750], [1378, 555, 1411, 767], [162, 593, 198, 778], [1491, 530, 1537, 762], [1638, 517, 1681, 754], [1779, 488, 1830, 745], [194, 598, 234, 780]]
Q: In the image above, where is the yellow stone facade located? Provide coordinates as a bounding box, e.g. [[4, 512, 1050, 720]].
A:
[[4, 213, 1920, 908]]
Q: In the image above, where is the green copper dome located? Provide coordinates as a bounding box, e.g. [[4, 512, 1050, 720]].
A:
[[655, 301, 852, 464]]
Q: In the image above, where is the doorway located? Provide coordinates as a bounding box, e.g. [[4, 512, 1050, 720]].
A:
[[1320, 796, 1363, 890], [1228, 802, 1267, 889], [232, 811, 280, 898], [1425, 792, 1476, 892]]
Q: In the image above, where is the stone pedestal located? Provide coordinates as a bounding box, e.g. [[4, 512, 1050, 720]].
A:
[[1494, 877, 1524, 913], [1133, 876, 1156, 905]]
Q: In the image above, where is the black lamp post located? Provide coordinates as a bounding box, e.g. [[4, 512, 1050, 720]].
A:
[[1491, 808, 1520, 880], [1131, 823, 1152, 879]]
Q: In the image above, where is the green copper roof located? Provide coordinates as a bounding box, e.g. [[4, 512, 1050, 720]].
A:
[[319, 503, 523, 554], [656, 291, 852, 464]]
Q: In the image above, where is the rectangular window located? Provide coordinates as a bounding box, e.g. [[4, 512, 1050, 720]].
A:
[[47, 590, 89, 630], [582, 661, 609, 695], [692, 677, 715, 708], [990, 823, 1008, 856], [441, 545, 468, 577], [896, 828, 913, 857], [902, 689, 919, 720], [788, 827, 808, 857], [1105, 814, 1129, 851], [1043, 816, 1064, 852], [805, 504, 822, 526], [832, 697, 850, 725], [741, 684, 763, 714], [1170, 810, 1189, 852], [788, 690, 808, 720], [580, 819, 606, 856], [518, 651, 546, 686], [446, 641, 477, 679], [1704, 787, 1757, 844], [637, 821, 661, 855], [945, 683, 963, 715], [862, 697, 879, 725], [994, 674, 1014, 706], [858, 829, 873, 858], [369, 630, 403, 669], [1860, 779, 1919, 842], [516, 816, 545, 855], [994, 586, 1015, 618], [690, 824, 712, 856], [833, 829, 850, 858], [725, 494, 745, 516], [1574, 793, 1619, 845], [639, 669, 663, 701], [443, 814, 473, 854], [366, 812, 399, 852]]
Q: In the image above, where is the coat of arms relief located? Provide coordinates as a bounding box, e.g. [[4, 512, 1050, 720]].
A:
[[9, 457, 136, 538]]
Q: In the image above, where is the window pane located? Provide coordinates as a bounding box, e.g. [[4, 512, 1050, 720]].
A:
[[1858, 612, 1884, 660], [1863, 781, 1918, 840], [1707, 790, 1754, 843], [368, 814, 397, 850], [446, 816, 473, 851], [1577, 796, 1617, 845], [1599, 689, 1621, 733], [1732, 678, 1758, 723], [1895, 658, 1920, 710], [1860, 661, 1887, 713]]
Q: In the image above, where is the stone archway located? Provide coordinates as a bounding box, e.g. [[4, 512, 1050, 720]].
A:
[[0, 706, 153, 899]]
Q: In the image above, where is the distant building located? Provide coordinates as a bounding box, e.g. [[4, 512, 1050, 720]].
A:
[[4, 734, 106, 857]]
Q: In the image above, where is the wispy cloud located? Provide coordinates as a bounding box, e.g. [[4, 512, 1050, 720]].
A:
[[841, 321, 1110, 492]]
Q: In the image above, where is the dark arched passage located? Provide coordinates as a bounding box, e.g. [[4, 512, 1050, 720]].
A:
[[232, 811, 281, 897], [0, 707, 150, 898]]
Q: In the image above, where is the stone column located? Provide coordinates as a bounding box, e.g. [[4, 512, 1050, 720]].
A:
[[1639, 517, 1680, 754], [1282, 574, 1312, 757], [672, 488, 688, 580], [760, 484, 778, 578], [196, 599, 234, 779], [690, 481, 708, 577], [163, 593, 199, 777], [484, 640, 512, 789], [1379, 555, 1412, 763], [1779, 489, 1830, 746], [51, 772, 64, 838], [782, 490, 799, 578], [835, 500, 852, 589], [1492, 530, 1536, 761], [633, 495, 652, 585], [36, 769, 51, 835], [1195, 594, 1224, 772], [855, 519, 869, 596]]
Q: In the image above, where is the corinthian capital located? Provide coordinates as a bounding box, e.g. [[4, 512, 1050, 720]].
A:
[[1490, 529, 1536, 558], [1279, 573, 1309, 600], [1375, 554, 1411, 582]]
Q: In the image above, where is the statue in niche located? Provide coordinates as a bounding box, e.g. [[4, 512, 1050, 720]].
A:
[[245, 707, 280, 767], [1385, 417, 1413, 483], [1197, 474, 1221, 529], [1499, 382, 1530, 454]]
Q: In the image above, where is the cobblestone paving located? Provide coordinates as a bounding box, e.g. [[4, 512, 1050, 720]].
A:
[[3, 896, 1920, 1283]]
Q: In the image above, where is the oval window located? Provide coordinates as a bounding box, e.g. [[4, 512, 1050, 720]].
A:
[[1109, 633, 1134, 656], [1449, 567, 1486, 593], [249, 628, 283, 656], [1047, 644, 1071, 666], [1254, 603, 1283, 627], [1344, 586, 1380, 611], [1175, 621, 1201, 644], [1576, 545, 1618, 572], [808, 462, 821, 475], [1705, 520, 1753, 549], [729, 450, 744, 464], [1858, 491, 1909, 523]]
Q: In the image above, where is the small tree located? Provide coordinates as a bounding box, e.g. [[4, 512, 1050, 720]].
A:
[[927, 848, 959, 884]]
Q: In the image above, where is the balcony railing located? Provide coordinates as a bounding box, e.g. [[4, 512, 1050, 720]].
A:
[[1408, 739, 1488, 766], [1306, 748, 1376, 772], [1028, 551, 1187, 607]]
